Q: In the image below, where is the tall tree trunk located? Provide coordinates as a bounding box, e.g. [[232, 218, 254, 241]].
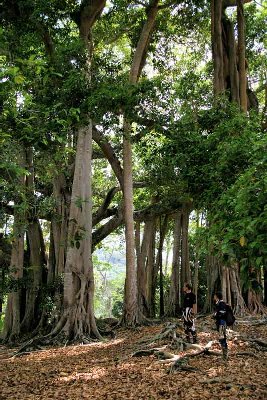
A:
[[122, 120, 139, 326], [193, 212, 200, 311], [223, 16, 240, 104], [158, 218, 165, 318], [53, 124, 100, 340], [203, 255, 219, 313], [20, 148, 45, 333], [20, 218, 45, 333], [47, 173, 70, 324], [1, 149, 26, 342], [237, 0, 248, 112], [146, 219, 156, 317], [1, 229, 24, 342], [211, 0, 254, 109], [122, 0, 159, 326], [136, 220, 154, 316], [166, 211, 182, 317], [154, 215, 168, 317], [50, 173, 70, 280], [48, 0, 106, 341], [211, 0, 224, 95], [218, 262, 247, 315], [180, 206, 191, 298], [230, 263, 247, 315]]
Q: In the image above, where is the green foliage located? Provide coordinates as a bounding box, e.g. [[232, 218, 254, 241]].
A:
[[205, 129, 267, 289]]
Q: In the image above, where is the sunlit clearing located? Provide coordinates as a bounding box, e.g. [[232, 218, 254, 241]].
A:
[[58, 368, 107, 382]]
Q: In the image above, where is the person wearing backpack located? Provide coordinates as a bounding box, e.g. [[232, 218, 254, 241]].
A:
[[213, 292, 229, 360]]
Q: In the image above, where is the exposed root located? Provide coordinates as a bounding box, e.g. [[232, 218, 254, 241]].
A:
[[236, 317, 267, 326], [139, 322, 183, 344], [132, 345, 168, 357], [236, 351, 260, 358]]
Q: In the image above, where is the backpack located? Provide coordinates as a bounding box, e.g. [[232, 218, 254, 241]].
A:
[[224, 304, 235, 326]]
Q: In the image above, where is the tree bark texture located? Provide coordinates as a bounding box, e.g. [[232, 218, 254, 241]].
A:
[[136, 220, 155, 316], [214, 262, 247, 316], [60, 124, 100, 340], [166, 211, 182, 317], [146, 219, 156, 317], [237, 0, 248, 112], [154, 215, 168, 317], [122, 0, 159, 326], [211, 0, 255, 110], [180, 206, 191, 296], [49, 173, 70, 281], [20, 218, 46, 333], [203, 255, 220, 313], [211, 0, 225, 95], [1, 149, 26, 342]]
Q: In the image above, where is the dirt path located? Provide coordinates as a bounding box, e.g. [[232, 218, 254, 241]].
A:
[[0, 321, 266, 399]]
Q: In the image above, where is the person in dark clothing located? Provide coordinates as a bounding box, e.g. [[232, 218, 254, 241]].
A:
[[214, 292, 228, 360], [182, 283, 197, 343]]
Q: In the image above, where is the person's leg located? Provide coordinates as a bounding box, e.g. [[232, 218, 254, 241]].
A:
[[183, 319, 191, 342], [183, 308, 192, 342], [191, 320, 198, 344], [188, 317, 197, 343], [184, 308, 197, 343], [218, 321, 228, 359]]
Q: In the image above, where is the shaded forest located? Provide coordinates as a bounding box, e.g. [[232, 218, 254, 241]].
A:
[[0, 0, 267, 347]]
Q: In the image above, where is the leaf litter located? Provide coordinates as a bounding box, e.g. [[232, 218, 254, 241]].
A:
[[0, 318, 266, 400]]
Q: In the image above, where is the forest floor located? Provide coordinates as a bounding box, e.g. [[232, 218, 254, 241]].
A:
[[0, 316, 266, 400]]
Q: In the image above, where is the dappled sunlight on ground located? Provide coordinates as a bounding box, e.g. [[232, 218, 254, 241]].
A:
[[0, 320, 266, 399]]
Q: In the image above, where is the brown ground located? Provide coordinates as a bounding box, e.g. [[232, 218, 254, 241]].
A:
[[0, 317, 266, 400]]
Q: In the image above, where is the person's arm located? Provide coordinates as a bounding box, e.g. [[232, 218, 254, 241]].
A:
[[192, 293, 197, 315]]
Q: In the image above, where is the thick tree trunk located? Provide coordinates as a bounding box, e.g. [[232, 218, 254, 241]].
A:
[[166, 211, 182, 317], [122, 121, 139, 326], [55, 124, 100, 340], [247, 288, 265, 314], [203, 255, 219, 313], [193, 213, 200, 311], [50, 173, 70, 280], [46, 173, 70, 325], [211, 0, 254, 110], [230, 263, 247, 315], [1, 230, 24, 342], [136, 220, 155, 316], [122, 0, 159, 326], [1, 150, 26, 342], [218, 262, 247, 315], [237, 0, 248, 112], [159, 218, 165, 318], [211, 0, 225, 95], [146, 220, 156, 317], [20, 218, 46, 333], [154, 215, 168, 317], [47, 0, 106, 341], [19, 148, 46, 333], [222, 16, 240, 104], [180, 206, 191, 296]]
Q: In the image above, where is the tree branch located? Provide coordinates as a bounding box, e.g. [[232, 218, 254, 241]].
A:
[[130, 0, 159, 83], [92, 126, 124, 188], [78, 0, 106, 40], [92, 199, 182, 249], [223, 0, 252, 7]]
